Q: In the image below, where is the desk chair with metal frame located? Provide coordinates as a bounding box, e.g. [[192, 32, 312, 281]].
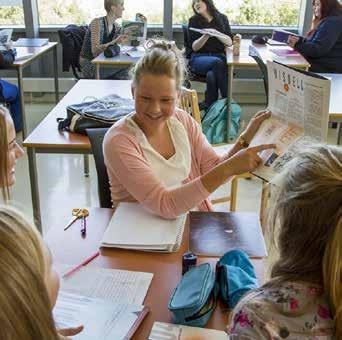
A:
[[179, 87, 252, 212], [86, 128, 112, 208], [248, 45, 270, 228]]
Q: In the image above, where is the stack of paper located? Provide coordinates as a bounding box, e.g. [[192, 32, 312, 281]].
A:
[[54, 292, 148, 340], [101, 202, 187, 252], [53, 265, 153, 339]]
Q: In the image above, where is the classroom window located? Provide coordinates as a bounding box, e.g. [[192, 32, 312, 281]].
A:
[[37, 0, 163, 25], [0, 0, 24, 25], [173, 0, 302, 27]]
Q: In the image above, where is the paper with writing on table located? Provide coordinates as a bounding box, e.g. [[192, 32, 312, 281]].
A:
[[54, 291, 148, 340], [149, 322, 227, 340], [250, 61, 330, 182], [55, 264, 153, 305], [101, 202, 187, 252]]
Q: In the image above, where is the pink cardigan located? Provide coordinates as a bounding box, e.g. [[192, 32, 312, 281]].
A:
[[103, 109, 227, 219]]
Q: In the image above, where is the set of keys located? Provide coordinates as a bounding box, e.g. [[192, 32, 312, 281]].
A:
[[64, 208, 89, 236]]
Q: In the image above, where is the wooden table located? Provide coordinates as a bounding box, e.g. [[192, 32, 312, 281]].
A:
[[45, 207, 265, 339], [225, 39, 310, 141], [5, 42, 59, 138], [92, 51, 140, 79], [23, 80, 132, 231]]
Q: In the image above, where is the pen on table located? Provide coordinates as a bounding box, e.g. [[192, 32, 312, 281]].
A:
[[80, 216, 87, 236], [63, 251, 100, 279]]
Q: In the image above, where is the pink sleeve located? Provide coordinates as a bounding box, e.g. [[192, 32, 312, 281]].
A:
[[104, 132, 210, 219]]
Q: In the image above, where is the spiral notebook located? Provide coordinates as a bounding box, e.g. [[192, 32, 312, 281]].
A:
[[101, 202, 186, 252]]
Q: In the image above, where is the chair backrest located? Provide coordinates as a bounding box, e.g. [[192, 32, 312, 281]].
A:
[[179, 87, 201, 125], [182, 25, 192, 59], [86, 128, 112, 208], [248, 45, 269, 104]]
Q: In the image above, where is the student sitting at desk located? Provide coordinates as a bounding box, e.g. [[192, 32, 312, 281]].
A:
[[0, 105, 24, 202], [0, 206, 84, 340], [80, 0, 127, 79], [103, 39, 275, 219], [188, 0, 233, 110], [228, 144, 342, 339], [0, 43, 23, 132], [288, 0, 342, 73]]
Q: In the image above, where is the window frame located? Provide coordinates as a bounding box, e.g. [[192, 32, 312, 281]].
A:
[[1, 0, 310, 36]]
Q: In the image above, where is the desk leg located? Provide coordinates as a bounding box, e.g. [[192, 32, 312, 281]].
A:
[[17, 67, 27, 139], [53, 44, 59, 104], [27, 147, 42, 232], [226, 65, 234, 142], [96, 64, 100, 79]]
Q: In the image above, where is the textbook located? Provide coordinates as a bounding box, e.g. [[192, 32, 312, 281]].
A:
[[54, 292, 149, 340], [101, 202, 187, 252], [269, 48, 300, 57], [250, 61, 330, 182], [14, 38, 49, 47], [149, 322, 227, 340], [271, 29, 302, 44], [189, 211, 267, 257]]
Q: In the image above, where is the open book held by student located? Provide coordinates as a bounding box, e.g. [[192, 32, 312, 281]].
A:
[[250, 61, 330, 182]]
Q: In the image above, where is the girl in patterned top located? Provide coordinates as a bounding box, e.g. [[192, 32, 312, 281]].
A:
[[228, 144, 342, 339], [80, 0, 128, 79]]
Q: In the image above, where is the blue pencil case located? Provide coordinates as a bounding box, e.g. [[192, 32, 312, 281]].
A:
[[168, 263, 218, 327]]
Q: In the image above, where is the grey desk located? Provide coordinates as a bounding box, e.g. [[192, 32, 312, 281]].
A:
[[6, 42, 59, 138], [23, 80, 132, 231], [92, 51, 141, 79]]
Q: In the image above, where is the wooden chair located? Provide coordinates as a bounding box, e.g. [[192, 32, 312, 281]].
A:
[[179, 87, 269, 225], [179, 87, 238, 211]]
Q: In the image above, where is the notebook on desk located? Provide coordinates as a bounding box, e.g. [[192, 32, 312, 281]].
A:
[[14, 38, 49, 47], [189, 211, 267, 257], [101, 202, 187, 252]]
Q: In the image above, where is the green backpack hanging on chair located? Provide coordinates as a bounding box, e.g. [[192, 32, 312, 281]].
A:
[[201, 98, 241, 144]]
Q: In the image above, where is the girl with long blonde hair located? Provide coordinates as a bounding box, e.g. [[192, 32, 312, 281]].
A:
[[0, 206, 83, 339], [228, 144, 342, 338], [0, 105, 24, 201]]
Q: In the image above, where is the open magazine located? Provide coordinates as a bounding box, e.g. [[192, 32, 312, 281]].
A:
[[121, 14, 146, 46], [250, 61, 330, 182]]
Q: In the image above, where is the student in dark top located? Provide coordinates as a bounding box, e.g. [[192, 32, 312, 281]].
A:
[[288, 0, 342, 73], [188, 0, 233, 109], [0, 43, 22, 132]]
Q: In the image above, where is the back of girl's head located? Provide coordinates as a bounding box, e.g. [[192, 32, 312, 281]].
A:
[[104, 0, 121, 12], [269, 144, 342, 335], [131, 39, 185, 90], [0, 206, 59, 340], [0, 105, 10, 201], [192, 0, 219, 16]]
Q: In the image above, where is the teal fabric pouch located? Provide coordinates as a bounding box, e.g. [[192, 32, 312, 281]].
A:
[[217, 249, 259, 309], [168, 263, 218, 327]]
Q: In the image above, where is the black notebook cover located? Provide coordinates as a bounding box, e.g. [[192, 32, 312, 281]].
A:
[[189, 211, 267, 257]]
